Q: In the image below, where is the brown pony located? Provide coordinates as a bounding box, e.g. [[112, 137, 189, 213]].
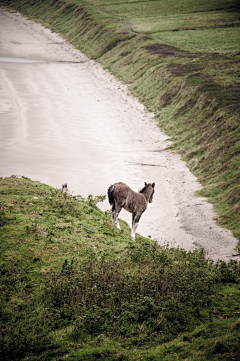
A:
[[107, 182, 155, 240]]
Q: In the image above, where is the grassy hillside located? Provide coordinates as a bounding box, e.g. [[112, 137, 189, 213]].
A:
[[93, 0, 240, 52], [1, 0, 239, 250], [0, 176, 240, 360]]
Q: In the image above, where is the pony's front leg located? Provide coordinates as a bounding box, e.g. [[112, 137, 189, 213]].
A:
[[115, 216, 121, 230], [131, 212, 142, 240]]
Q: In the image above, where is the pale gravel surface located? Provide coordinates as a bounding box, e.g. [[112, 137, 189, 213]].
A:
[[0, 9, 239, 261]]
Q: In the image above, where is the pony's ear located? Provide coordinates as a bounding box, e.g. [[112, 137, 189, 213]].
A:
[[144, 182, 147, 186], [152, 182, 155, 188]]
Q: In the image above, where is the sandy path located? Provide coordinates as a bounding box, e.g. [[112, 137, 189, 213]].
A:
[[0, 9, 239, 261]]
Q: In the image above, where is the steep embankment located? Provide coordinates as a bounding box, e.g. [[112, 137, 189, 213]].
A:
[[1, 0, 239, 249], [0, 176, 240, 360]]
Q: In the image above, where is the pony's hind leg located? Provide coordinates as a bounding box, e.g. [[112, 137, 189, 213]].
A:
[[131, 212, 142, 240], [111, 202, 122, 230]]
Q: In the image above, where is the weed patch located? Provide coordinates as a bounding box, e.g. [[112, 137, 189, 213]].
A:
[[0, 0, 240, 356], [0, 177, 240, 360]]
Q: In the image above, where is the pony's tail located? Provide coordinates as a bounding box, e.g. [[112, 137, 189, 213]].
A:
[[107, 185, 115, 206]]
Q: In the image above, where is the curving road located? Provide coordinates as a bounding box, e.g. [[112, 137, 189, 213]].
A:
[[0, 9, 239, 261]]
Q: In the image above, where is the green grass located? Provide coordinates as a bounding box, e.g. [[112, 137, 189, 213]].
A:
[[88, 0, 238, 18], [87, 0, 240, 53], [0, 1, 239, 247], [132, 10, 239, 33], [0, 176, 240, 360], [1, 0, 240, 358], [154, 27, 240, 53]]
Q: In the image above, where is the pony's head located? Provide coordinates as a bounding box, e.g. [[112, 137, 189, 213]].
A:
[[140, 182, 155, 203]]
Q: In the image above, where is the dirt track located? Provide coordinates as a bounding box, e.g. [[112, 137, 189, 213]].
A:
[[0, 9, 239, 261]]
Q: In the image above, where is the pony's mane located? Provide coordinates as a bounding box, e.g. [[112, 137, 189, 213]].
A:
[[139, 183, 150, 193]]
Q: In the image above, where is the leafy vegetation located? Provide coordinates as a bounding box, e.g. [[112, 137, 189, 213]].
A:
[[1, 0, 239, 251], [0, 176, 240, 360], [0, 0, 240, 358]]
